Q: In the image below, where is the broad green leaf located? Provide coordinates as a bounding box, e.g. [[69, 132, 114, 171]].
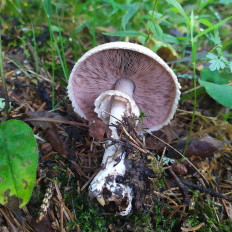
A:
[[147, 21, 164, 42], [103, 30, 145, 37], [104, 0, 125, 12], [122, 2, 140, 30], [199, 68, 232, 108], [0, 120, 38, 208], [148, 10, 163, 20], [194, 16, 232, 40], [219, 0, 232, 5], [163, 34, 179, 44], [165, 0, 190, 28], [230, 62, 232, 73], [201, 67, 231, 84], [199, 79, 232, 108]]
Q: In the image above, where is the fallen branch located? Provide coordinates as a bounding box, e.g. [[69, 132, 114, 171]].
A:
[[180, 178, 232, 203]]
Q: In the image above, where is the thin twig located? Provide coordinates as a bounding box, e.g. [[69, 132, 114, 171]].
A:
[[167, 167, 190, 206]]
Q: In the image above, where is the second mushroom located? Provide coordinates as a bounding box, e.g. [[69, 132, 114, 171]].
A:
[[68, 42, 181, 215]]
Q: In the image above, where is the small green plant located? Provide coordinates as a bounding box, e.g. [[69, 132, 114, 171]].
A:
[[138, 110, 148, 123], [206, 30, 232, 72]]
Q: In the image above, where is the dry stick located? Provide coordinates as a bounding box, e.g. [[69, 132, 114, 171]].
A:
[[120, 124, 151, 153], [122, 126, 140, 146], [108, 136, 148, 155], [53, 197, 74, 222], [54, 181, 64, 232], [81, 169, 100, 191], [167, 205, 182, 220], [167, 167, 190, 206], [153, 190, 178, 206], [221, 199, 231, 219], [70, 160, 90, 180], [145, 131, 209, 184], [179, 178, 232, 203], [181, 222, 205, 232], [25, 117, 89, 128], [5, 55, 32, 79], [121, 135, 150, 154], [159, 146, 167, 165], [0, 32, 10, 114], [0, 208, 18, 232], [130, 128, 145, 147]]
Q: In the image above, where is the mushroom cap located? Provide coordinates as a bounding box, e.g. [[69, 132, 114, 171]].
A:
[[68, 42, 181, 132]]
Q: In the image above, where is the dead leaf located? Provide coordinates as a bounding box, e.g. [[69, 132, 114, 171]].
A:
[[89, 119, 111, 141], [171, 161, 188, 175], [47, 124, 68, 158], [167, 136, 225, 159], [29, 217, 55, 232]]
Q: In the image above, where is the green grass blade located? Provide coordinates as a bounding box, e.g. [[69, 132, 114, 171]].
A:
[[5, 55, 32, 79], [55, 6, 68, 78], [198, 0, 214, 11], [42, 1, 69, 82], [31, 22, 39, 80], [93, 0, 96, 47], [0, 29, 10, 113], [103, 30, 145, 37], [51, 36, 55, 109], [183, 41, 198, 156], [74, 0, 78, 61], [194, 16, 232, 40], [73, 0, 93, 59]]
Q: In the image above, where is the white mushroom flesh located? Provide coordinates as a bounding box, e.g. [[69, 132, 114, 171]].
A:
[[89, 78, 139, 215]]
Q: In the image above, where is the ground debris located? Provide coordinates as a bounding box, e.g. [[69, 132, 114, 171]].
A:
[[0, 13, 232, 231]]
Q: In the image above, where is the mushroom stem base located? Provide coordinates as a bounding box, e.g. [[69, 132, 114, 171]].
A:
[[89, 152, 132, 216]]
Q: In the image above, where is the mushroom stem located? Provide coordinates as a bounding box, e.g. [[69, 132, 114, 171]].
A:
[[103, 78, 134, 161], [89, 78, 137, 215], [114, 77, 135, 97]]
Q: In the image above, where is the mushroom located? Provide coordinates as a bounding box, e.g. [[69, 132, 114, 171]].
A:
[[68, 42, 181, 215]]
